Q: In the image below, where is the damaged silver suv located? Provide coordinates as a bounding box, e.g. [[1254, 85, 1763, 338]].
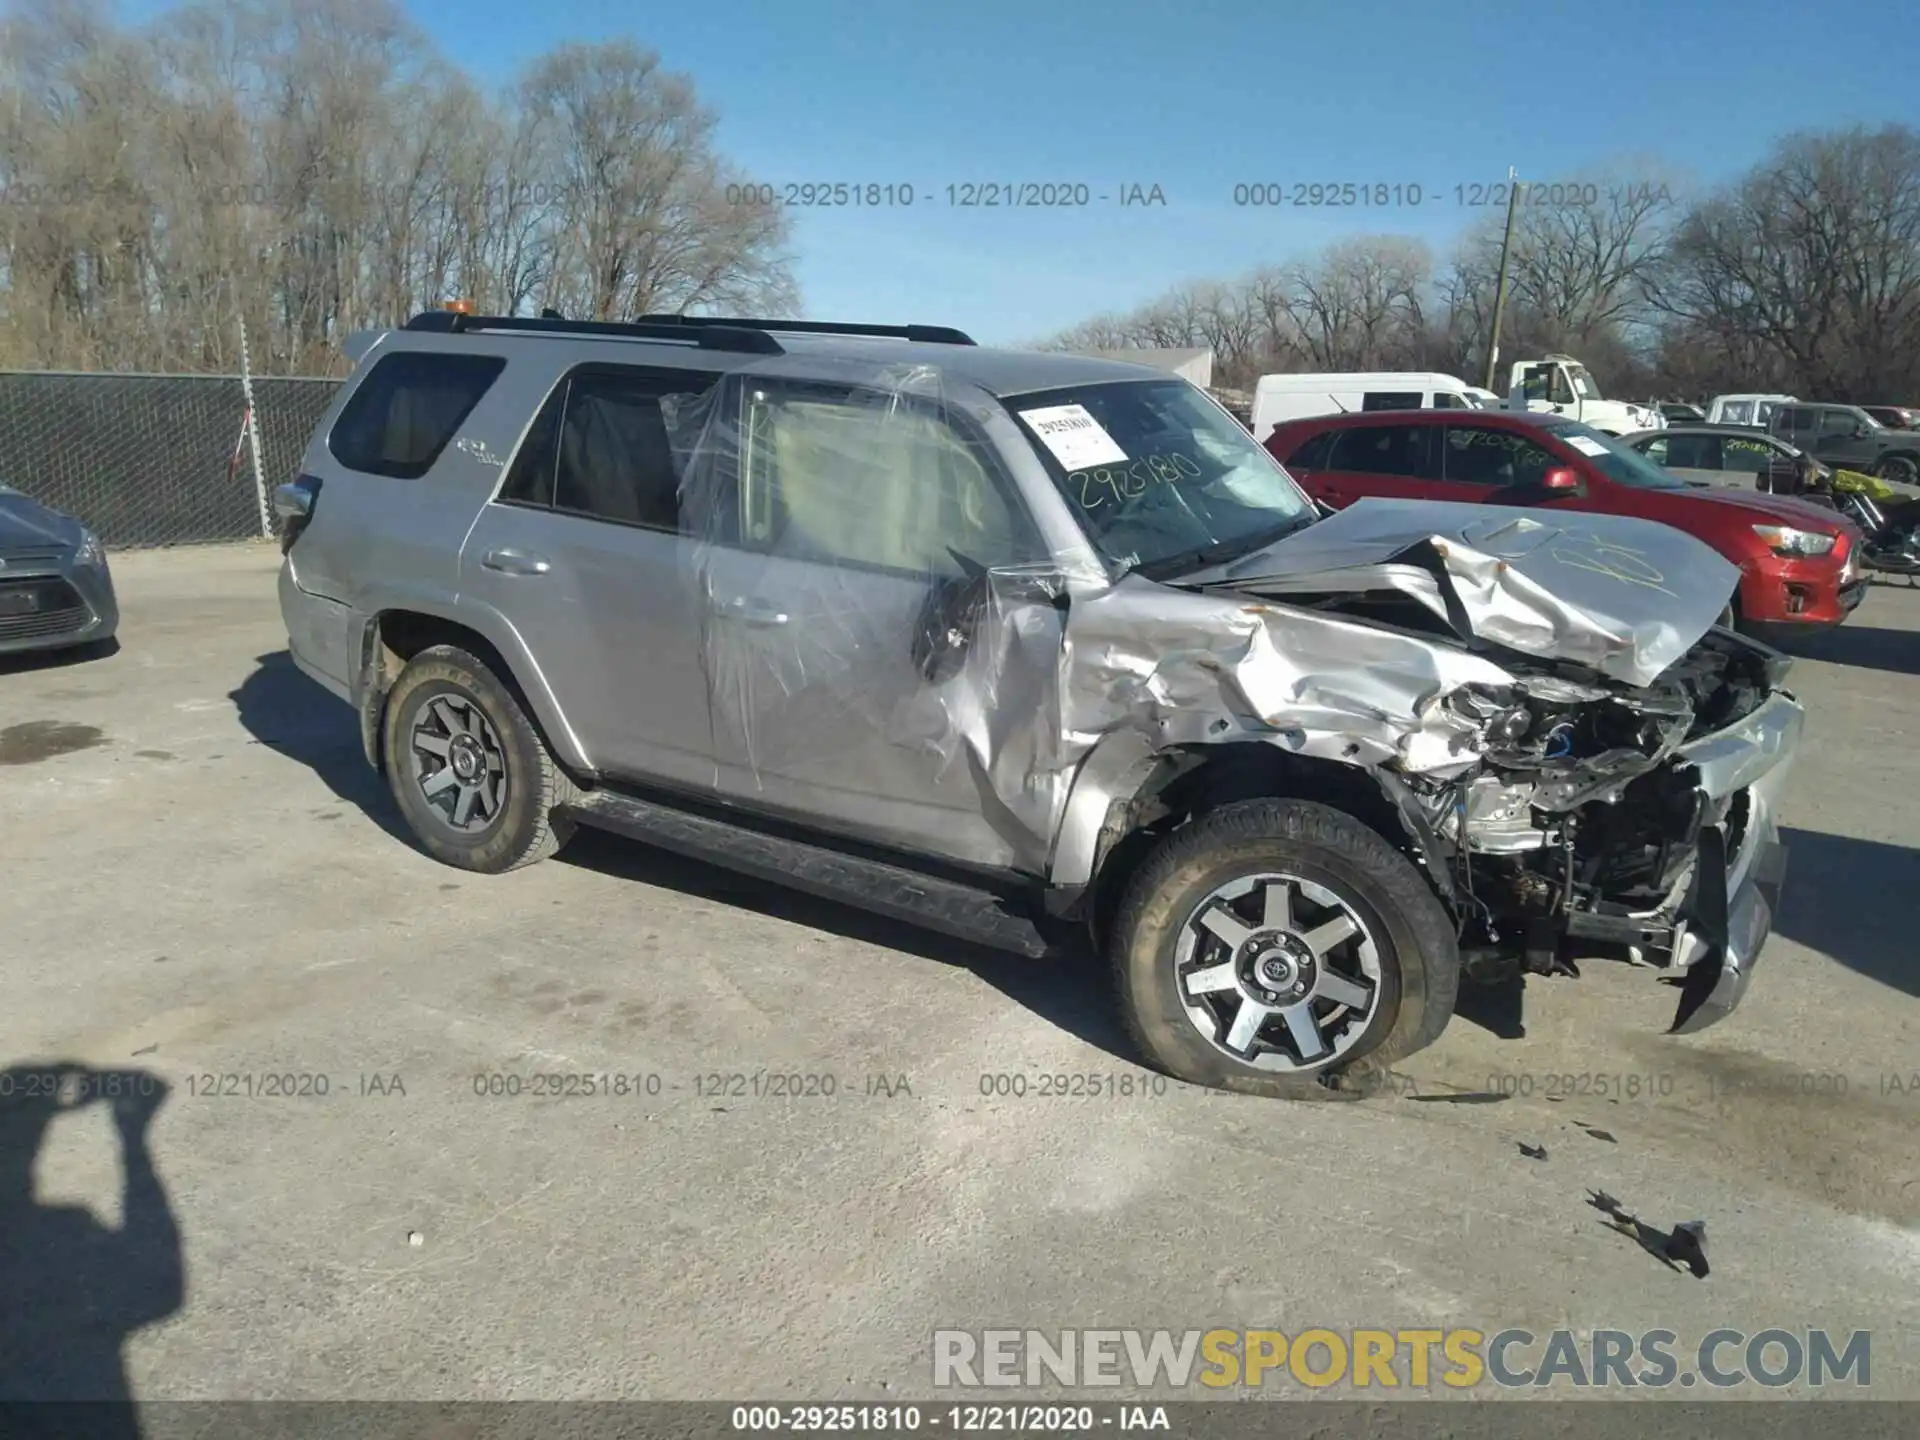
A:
[[276, 310, 1798, 1098]]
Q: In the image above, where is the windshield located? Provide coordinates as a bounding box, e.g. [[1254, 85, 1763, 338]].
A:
[[1566, 364, 1601, 400], [1543, 420, 1689, 490], [1005, 378, 1314, 576]]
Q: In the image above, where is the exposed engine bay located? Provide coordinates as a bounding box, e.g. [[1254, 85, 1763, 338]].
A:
[[1391, 626, 1785, 985]]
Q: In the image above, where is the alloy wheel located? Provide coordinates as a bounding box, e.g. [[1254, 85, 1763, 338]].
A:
[[408, 692, 508, 834], [1173, 872, 1384, 1072]]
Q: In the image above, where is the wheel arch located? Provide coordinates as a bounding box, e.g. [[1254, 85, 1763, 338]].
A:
[[352, 604, 592, 779], [1064, 738, 1458, 952]]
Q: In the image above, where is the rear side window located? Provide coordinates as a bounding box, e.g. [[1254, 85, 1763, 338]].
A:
[[554, 372, 717, 528], [496, 365, 722, 527], [1337, 423, 1440, 479], [1663, 433, 1720, 469], [1361, 390, 1422, 410], [329, 351, 505, 479]]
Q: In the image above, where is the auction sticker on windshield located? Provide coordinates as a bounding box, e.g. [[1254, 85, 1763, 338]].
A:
[[1020, 404, 1129, 468], [1563, 435, 1611, 457]]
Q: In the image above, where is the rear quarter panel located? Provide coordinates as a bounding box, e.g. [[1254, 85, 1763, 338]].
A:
[[282, 336, 593, 770]]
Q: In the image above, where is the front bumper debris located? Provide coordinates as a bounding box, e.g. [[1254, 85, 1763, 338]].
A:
[[1666, 689, 1801, 1032]]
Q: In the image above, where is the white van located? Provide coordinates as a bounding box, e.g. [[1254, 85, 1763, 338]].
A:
[[1249, 371, 1477, 443], [1706, 393, 1797, 428]]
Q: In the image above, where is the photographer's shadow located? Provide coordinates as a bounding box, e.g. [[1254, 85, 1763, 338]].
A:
[[0, 1064, 181, 1433]]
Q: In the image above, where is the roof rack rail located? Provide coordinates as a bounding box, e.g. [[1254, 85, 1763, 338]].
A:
[[400, 310, 784, 355], [636, 314, 977, 347]]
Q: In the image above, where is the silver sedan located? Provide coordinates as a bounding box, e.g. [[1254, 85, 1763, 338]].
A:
[[0, 482, 119, 657]]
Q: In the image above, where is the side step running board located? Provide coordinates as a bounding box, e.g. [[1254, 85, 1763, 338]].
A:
[[562, 790, 1055, 958]]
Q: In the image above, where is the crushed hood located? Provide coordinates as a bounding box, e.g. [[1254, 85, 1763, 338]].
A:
[[1183, 498, 1741, 688]]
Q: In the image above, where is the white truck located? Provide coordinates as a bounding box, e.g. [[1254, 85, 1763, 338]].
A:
[[1503, 355, 1664, 434]]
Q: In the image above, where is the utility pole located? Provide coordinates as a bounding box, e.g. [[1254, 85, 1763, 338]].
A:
[[1483, 167, 1523, 393]]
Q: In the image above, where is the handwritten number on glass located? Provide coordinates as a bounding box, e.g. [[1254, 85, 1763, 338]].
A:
[[1067, 452, 1203, 510]]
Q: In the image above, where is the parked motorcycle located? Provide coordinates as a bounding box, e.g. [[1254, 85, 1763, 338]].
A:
[[1829, 469, 1920, 581]]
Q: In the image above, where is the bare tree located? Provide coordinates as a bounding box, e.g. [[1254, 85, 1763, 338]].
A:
[[518, 41, 794, 321], [1276, 237, 1431, 371], [0, 0, 799, 373], [1648, 125, 1920, 400], [1441, 167, 1681, 383]]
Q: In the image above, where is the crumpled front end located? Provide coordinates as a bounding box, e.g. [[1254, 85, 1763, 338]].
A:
[[1394, 627, 1799, 1032]]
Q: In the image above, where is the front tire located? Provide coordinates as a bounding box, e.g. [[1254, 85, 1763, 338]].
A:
[[1111, 799, 1459, 1098], [382, 645, 576, 873]]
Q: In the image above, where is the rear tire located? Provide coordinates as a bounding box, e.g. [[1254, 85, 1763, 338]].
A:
[[1110, 799, 1458, 1099], [382, 645, 576, 873], [1876, 454, 1920, 488]]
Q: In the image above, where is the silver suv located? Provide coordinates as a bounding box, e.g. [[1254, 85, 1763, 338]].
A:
[[276, 310, 1800, 1098]]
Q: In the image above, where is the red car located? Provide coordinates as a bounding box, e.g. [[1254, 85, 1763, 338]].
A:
[[1266, 409, 1867, 641]]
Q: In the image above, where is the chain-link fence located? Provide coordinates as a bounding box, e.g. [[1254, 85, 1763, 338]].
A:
[[0, 371, 342, 547]]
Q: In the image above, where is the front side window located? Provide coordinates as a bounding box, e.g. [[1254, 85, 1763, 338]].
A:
[[736, 385, 1030, 577], [1564, 364, 1600, 400], [1360, 390, 1422, 410], [1539, 420, 1687, 489], [1442, 425, 1558, 486], [1819, 407, 1867, 438], [329, 351, 506, 479], [1006, 378, 1314, 578]]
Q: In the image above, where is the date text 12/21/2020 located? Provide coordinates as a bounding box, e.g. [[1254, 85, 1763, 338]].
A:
[[1231, 180, 1674, 209]]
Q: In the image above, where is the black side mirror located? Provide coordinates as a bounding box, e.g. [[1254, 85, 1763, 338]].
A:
[[910, 555, 1069, 684], [912, 562, 992, 684]]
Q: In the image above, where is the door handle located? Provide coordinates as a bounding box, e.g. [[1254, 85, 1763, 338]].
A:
[[481, 548, 551, 576], [722, 595, 789, 626]]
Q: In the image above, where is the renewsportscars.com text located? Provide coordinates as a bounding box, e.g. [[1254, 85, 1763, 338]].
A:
[[932, 1327, 1871, 1390]]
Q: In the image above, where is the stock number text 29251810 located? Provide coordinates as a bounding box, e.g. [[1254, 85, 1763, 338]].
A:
[[1065, 453, 1203, 512], [1234, 182, 1425, 207]]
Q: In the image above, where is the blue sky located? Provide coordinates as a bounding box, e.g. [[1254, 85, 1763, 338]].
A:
[[128, 0, 1920, 344]]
